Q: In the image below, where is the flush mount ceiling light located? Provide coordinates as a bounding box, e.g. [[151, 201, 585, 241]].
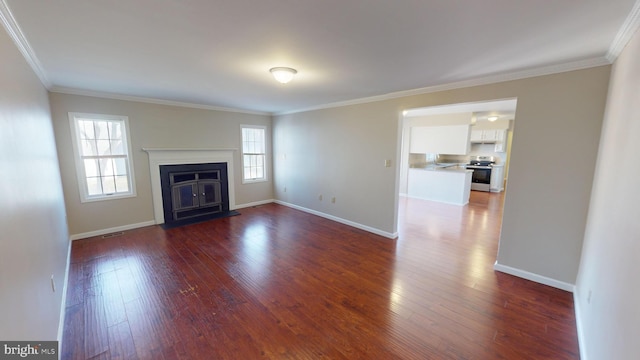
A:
[[487, 116, 499, 122], [270, 67, 297, 84]]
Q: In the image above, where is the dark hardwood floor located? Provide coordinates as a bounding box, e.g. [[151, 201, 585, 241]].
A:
[[62, 191, 580, 359]]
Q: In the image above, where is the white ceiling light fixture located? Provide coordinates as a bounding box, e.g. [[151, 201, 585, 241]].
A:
[[487, 116, 499, 121], [270, 67, 297, 84]]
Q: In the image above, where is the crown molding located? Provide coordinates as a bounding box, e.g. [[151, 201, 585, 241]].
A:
[[607, 0, 640, 62], [0, 0, 50, 88], [275, 57, 611, 116], [49, 86, 271, 116]]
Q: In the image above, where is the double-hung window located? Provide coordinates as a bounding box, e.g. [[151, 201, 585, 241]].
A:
[[241, 125, 267, 183], [69, 112, 136, 202]]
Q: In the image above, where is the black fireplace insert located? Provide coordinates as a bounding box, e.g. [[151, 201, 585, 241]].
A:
[[159, 162, 234, 228]]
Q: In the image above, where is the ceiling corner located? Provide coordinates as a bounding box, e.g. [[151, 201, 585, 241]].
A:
[[607, 0, 640, 62], [0, 0, 51, 88]]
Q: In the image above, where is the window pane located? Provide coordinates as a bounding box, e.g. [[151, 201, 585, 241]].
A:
[[99, 158, 115, 176], [256, 166, 264, 178], [109, 121, 122, 140], [102, 176, 116, 194], [79, 120, 95, 139], [87, 177, 102, 195], [110, 139, 124, 155], [83, 158, 99, 177], [81, 139, 97, 156], [97, 140, 111, 155], [256, 129, 265, 152], [115, 175, 129, 192], [114, 158, 127, 176], [94, 121, 109, 139]]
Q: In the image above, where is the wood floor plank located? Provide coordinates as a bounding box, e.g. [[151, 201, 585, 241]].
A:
[[61, 304, 84, 360], [83, 287, 109, 359], [106, 322, 137, 360], [62, 192, 580, 359]]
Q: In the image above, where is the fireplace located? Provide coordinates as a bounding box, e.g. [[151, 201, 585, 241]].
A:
[[160, 162, 230, 226], [143, 148, 237, 226]]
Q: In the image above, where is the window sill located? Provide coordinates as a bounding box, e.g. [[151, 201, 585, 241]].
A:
[[242, 178, 268, 185], [80, 192, 137, 203]]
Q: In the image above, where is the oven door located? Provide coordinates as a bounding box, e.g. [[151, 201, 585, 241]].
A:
[[467, 166, 492, 191]]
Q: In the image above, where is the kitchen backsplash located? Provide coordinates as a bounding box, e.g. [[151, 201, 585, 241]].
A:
[[409, 143, 507, 167]]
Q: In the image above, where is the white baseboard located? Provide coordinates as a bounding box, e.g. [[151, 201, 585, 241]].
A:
[[57, 239, 72, 343], [233, 199, 275, 209], [274, 200, 398, 239], [573, 287, 588, 360], [68, 199, 399, 241], [69, 220, 156, 241], [493, 261, 575, 292]]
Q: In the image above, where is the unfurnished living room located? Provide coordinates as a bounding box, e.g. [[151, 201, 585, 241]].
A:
[[1, 1, 639, 359]]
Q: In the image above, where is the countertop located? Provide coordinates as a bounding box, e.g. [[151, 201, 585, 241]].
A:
[[410, 164, 472, 173]]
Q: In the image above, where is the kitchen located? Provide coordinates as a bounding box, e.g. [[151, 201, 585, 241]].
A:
[[399, 99, 516, 206]]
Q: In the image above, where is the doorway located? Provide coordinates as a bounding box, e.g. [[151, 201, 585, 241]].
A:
[[396, 98, 517, 254]]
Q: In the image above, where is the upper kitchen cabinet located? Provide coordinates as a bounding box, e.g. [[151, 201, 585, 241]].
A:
[[470, 129, 504, 143], [410, 125, 471, 155], [471, 128, 508, 152]]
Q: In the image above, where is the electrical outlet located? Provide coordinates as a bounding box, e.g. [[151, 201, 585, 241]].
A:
[[50, 274, 56, 293], [318, 194, 323, 201], [331, 197, 336, 203], [384, 159, 391, 167]]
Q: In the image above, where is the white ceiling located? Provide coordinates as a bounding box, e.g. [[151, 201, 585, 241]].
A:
[[2, 0, 638, 114]]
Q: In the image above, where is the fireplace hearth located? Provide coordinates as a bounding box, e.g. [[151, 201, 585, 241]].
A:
[[160, 162, 234, 228]]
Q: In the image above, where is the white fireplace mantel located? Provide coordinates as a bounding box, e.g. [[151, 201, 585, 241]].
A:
[[143, 148, 237, 224]]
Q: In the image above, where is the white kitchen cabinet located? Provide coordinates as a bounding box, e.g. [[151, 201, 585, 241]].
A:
[[490, 165, 505, 192], [471, 129, 508, 151], [483, 130, 499, 142], [408, 168, 472, 205], [410, 125, 471, 155], [470, 129, 500, 143], [494, 129, 508, 152], [470, 130, 484, 142]]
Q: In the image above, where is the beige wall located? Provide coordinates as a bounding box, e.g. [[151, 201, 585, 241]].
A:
[[0, 27, 69, 340], [49, 93, 273, 237], [575, 27, 640, 359], [274, 101, 402, 236], [273, 66, 610, 285]]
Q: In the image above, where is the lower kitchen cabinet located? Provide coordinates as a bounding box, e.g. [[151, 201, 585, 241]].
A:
[[490, 165, 505, 192]]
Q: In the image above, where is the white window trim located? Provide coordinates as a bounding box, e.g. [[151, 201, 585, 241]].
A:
[[68, 112, 137, 203], [240, 124, 268, 184]]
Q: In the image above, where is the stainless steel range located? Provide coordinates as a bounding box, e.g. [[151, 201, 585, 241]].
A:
[[466, 156, 495, 192]]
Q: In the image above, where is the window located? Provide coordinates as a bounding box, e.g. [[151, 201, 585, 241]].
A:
[[241, 125, 267, 183], [68, 112, 136, 202]]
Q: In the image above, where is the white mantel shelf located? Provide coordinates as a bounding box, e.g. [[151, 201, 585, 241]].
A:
[[143, 148, 237, 224]]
